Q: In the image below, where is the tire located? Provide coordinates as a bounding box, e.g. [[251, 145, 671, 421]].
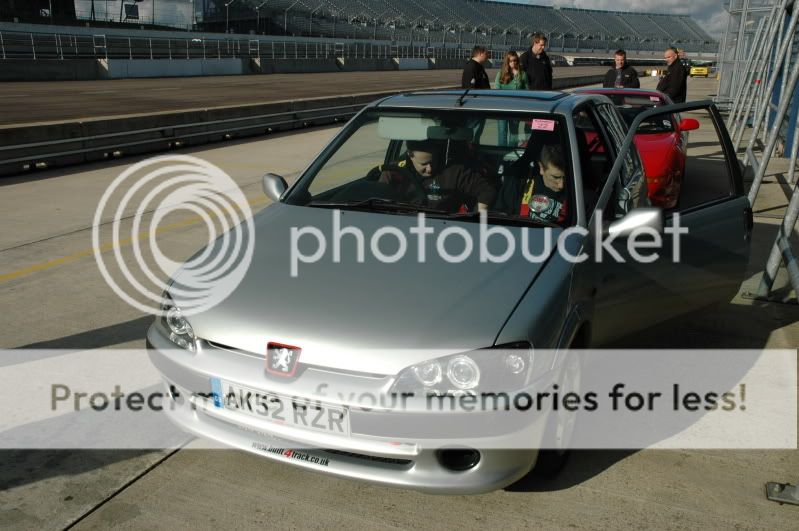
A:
[[530, 350, 582, 478]]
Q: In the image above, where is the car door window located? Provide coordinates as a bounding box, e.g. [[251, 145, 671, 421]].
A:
[[671, 107, 739, 211], [595, 103, 646, 217], [572, 104, 613, 215]]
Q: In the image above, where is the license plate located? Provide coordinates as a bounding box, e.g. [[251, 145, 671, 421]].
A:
[[211, 378, 349, 436]]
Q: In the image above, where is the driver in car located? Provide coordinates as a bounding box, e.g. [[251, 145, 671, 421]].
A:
[[367, 140, 497, 212], [495, 144, 568, 224]]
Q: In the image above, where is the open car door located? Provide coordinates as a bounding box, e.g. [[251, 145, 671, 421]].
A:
[[588, 101, 752, 344]]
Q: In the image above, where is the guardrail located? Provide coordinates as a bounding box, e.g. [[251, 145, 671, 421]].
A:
[[0, 93, 375, 178], [0, 28, 719, 63], [0, 74, 604, 178], [0, 30, 472, 61]]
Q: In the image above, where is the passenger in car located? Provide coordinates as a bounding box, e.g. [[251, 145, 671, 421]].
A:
[[494, 144, 568, 224], [366, 140, 497, 212]]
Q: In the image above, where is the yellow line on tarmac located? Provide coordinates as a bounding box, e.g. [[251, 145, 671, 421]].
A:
[[0, 196, 269, 284]]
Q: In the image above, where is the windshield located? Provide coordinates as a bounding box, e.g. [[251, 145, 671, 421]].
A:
[[602, 93, 676, 134], [286, 109, 573, 226]]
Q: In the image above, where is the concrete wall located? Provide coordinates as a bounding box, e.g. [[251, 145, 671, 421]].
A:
[[336, 57, 397, 71], [394, 58, 428, 71], [0, 59, 102, 81], [429, 58, 467, 70], [252, 58, 338, 74], [106, 59, 247, 78]]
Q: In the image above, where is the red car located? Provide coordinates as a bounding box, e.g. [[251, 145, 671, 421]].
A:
[[574, 88, 699, 208]]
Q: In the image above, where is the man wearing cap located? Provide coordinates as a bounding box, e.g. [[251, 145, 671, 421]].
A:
[[367, 140, 496, 212]]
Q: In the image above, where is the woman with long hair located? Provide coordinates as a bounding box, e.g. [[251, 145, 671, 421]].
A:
[[495, 50, 528, 145]]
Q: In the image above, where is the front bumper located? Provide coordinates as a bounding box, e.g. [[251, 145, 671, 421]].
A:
[[146, 324, 546, 494]]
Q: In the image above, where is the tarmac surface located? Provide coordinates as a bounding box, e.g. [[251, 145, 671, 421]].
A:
[[0, 66, 607, 126], [0, 76, 797, 529]]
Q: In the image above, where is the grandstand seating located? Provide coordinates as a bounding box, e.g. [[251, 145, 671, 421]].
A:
[[24, 0, 712, 53], [247, 0, 716, 52]]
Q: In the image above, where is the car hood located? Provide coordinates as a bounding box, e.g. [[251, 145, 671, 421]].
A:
[[634, 133, 677, 176], [172, 203, 559, 374]]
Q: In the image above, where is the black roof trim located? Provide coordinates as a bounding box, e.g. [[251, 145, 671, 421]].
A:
[[393, 90, 570, 102]]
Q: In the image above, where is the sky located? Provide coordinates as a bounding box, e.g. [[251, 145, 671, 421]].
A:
[[74, 1, 729, 39], [513, 1, 728, 38]]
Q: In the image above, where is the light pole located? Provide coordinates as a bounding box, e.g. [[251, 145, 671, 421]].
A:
[[408, 15, 422, 42], [309, 3, 325, 36], [373, 8, 391, 40], [225, 0, 237, 34], [284, 0, 300, 34], [255, 1, 268, 35]]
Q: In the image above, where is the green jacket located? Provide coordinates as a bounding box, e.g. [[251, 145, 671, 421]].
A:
[[495, 70, 529, 90]]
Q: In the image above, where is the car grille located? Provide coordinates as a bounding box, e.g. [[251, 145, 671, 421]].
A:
[[322, 448, 412, 467]]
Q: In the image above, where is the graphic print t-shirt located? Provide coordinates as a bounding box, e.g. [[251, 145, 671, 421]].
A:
[[519, 174, 566, 224]]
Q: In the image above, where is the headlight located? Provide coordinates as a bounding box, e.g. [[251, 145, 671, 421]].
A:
[[447, 356, 481, 390], [161, 292, 196, 352], [390, 342, 533, 396]]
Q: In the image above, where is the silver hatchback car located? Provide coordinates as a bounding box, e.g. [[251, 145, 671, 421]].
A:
[[147, 90, 751, 493]]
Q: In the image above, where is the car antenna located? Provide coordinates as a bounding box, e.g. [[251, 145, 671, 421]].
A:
[[457, 88, 471, 107]]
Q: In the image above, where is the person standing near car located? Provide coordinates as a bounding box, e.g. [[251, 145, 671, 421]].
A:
[[461, 45, 491, 89], [657, 46, 688, 103], [495, 50, 529, 145], [603, 49, 640, 88], [520, 33, 553, 90]]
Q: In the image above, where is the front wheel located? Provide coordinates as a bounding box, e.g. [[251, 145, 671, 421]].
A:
[[530, 350, 582, 478]]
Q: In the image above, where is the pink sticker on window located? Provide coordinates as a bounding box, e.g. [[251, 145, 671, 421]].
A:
[[531, 119, 556, 131], [650, 96, 660, 102]]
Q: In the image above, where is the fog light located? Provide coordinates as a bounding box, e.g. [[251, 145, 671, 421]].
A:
[[436, 448, 481, 471]]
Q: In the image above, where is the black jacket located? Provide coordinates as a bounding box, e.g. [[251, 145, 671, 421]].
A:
[[656, 61, 687, 103], [602, 64, 640, 88], [461, 59, 490, 89], [519, 49, 553, 90], [368, 156, 496, 211]]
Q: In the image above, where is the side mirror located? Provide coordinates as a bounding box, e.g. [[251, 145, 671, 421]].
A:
[[262, 173, 287, 202], [678, 118, 700, 132], [605, 207, 663, 238]]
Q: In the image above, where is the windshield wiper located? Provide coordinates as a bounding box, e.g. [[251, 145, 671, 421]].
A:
[[446, 210, 562, 228], [306, 198, 450, 215]]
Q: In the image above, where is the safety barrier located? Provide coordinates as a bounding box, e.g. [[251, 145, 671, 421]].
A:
[[0, 72, 610, 178], [0, 88, 443, 178]]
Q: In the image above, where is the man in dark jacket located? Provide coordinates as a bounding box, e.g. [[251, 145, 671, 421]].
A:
[[657, 47, 688, 103], [368, 140, 496, 212], [603, 49, 640, 88], [520, 33, 553, 90], [461, 45, 491, 89]]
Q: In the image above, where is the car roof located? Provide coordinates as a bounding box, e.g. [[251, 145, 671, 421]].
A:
[[371, 90, 603, 114], [574, 87, 665, 99]]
